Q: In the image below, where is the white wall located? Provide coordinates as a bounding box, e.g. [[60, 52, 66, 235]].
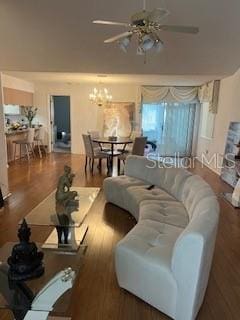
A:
[[34, 82, 139, 154], [0, 73, 9, 198], [197, 68, 240, 174]]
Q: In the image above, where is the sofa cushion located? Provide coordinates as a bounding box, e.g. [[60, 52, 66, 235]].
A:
[[124, 155, 165, 183], [159, 168, 192, 201], [125, 185, 176, 220], [122, 219, 184, 256], [103, 175, 147, 212], [181, 175, 216, 220], [124, 156, 192, 202], [115, 220, 183, 317], [140, 200, 189, 228]]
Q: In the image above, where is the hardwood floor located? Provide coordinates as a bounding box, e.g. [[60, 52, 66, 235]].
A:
[[0, 153, 239, 319]]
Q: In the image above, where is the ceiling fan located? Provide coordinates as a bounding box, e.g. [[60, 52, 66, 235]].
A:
[[93, 0, 199, 55]]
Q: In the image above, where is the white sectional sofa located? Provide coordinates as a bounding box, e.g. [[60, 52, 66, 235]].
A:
[[103, 155, 219, 320]]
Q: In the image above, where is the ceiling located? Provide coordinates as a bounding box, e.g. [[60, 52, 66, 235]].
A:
[[0, 0, 240, 77], [4, 72, 221, 86]]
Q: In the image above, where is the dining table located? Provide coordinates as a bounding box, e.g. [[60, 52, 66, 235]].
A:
[[92, 137, 133, 175]]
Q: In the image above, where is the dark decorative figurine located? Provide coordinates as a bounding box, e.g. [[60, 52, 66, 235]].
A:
[[0, 186, 4, 209], [8, 219, 44, 281], [235, 142, 240, 160], [55, 165, 78, 206], [54, 165, 79, 246], [54, 199, 79, 245]]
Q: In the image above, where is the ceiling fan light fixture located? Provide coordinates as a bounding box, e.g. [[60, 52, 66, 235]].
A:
[[93, 5, 199, 58], [136, 45, 145, 55], [149, 33, 164, 53], [154, 38, 164, 53], [119, 36, 131, 53], [141, 34, 155, 51]]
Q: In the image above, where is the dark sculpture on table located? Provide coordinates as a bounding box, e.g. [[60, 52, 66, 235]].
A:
[[55, 165, 79, 245], [55, 165, 78, 206], [0, 186, 4, 209], [7, 219, 44, 281], [54, 199, 79, 245], [235, 142, 240, 160]]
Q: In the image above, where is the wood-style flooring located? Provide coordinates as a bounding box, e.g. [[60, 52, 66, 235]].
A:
[[0, 153, 239, 320]]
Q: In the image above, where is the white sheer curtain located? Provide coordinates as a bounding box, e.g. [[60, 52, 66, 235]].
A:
[[142, 102, 196, 157], [161, 103, 196, 156]]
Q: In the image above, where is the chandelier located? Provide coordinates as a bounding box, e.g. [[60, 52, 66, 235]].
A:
[[89, 86, 113, 107]]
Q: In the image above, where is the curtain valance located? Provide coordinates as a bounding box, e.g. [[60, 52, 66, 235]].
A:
[[141, 86, 199, 104], [198, 80, 220, 113]]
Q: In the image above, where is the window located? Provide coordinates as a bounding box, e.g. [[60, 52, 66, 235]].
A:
[[142, 103, 165, 143], [142, 102, 196, 157]]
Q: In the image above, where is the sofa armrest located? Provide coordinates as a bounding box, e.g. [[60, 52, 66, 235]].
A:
[[171, 211, 219, 320], [171, 233, 204, 320]]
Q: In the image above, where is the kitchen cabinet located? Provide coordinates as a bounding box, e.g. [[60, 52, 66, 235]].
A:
[[3, 87, 33, 106]]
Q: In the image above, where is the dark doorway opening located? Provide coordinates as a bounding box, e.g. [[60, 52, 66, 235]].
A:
[[51, 96, 71, 153]]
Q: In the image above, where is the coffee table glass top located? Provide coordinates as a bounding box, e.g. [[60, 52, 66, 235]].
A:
[[0, 242, 84, 316], [23, 187, 100, 227]]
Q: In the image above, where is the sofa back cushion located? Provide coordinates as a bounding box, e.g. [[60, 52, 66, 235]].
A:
[[159, 168, 192, 202], [181, 175, 216, 220], [124, 155, 164, 183], [125, 156, 191, 201]]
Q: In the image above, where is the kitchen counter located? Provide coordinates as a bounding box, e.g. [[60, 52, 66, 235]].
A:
[[5, 129, 29, 136], [5, 128, 39, 162]]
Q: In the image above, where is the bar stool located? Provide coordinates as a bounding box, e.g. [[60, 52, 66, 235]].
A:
[[13, 128, 36, 162], [34, 126, 46, 158]]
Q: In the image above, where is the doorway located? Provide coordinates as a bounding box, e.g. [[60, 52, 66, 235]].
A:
[[50, 95, 71, 153]]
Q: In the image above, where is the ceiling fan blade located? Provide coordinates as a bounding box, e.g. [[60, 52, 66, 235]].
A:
[[93, 20, 130, 27], [160, 25, 199, 34], [148, 8, 170, 23], [104, 31, 133, 43]]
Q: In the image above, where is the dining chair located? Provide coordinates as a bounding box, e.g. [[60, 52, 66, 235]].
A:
[[88, 130, 110, 152], [117, 130, 141, 153], [13, 128, 36, 162], [117, 136, 147, 174], [87, 131, 101, 151], [34, 126, 46, 158], [82, 134, 110, 174]]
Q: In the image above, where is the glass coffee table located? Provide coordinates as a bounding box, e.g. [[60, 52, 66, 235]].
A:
[[0, 242, 84, 319], [22, 187, 100, 252]]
